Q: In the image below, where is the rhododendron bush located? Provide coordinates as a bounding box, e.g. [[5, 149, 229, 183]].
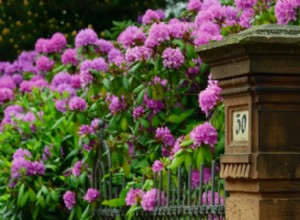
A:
[[0, 0, 290, 219]]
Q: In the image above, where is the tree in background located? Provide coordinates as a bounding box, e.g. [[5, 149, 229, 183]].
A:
[[0, 0, 166, 61]]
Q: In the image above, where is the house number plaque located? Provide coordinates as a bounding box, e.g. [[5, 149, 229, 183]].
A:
[[232, 110, 249, 142]]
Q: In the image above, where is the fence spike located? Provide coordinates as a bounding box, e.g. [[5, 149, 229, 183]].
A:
[[188, 164, 192, 206], [199, 163, 204, 206], [177, 166, 181, 206], [167, 168, 171, 207]]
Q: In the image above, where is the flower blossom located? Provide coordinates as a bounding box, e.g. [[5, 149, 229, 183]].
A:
[[155, 127, 175, 147], [68, 97, 87, 111], [152, 160, 164, 173], [141, 189, 165, 211], [198, 76, 222, 116], [125, 188, 145, 206], [84, 188, 100, 203], [75, 28, 98, 48], [162, 47, 185, 69], [190, 122, 217, 148], [63, 191, 76, 210]]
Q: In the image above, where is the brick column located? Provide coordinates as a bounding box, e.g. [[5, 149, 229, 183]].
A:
[[198, 24, 300, 219]]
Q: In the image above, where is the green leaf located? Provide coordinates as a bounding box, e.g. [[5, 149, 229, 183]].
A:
[[17, 183, 25, 207], [101, 198, 125, 207], [167, 110, 194, 124], [20, 191, 29, 207], [102, 78, 110, 91], [169, 154, 185, 170], [140, 118, 149, 129], [196, 147, 205, 170], [80, 205, 90, 220], [51, 116, 66, 130], [37, 196, 45, 208], [50, 190, 59, 202], [126, 204, 142, 220], [76, 206, 82, 219], [68, 208, 75, 220], [29, 188, 36, 202], [184, 153, 193, 172], [33, 205, 39, 220], [122, 75, 129, 91], [53, 64, 66, 74], [137, 90, 145, 105], [180, 139, 193, 147]]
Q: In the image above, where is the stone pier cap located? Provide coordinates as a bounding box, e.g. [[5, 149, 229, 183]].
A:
[[198, 24, 300, 81]]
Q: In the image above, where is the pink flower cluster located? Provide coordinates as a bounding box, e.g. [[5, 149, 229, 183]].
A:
[[84, 188, 100, 203], [162, 47, 185, 69], [106, 94, 126, 115], [152, 160, 164, 173], [190, 122, 217, 148], [141, 189, 165, 211], [117, 26, 146, 48], [125, 188, 145, 206], [35, 32, 67, 54], [11, 148, 45, 179], [198, 76, 222, 116], [275, 0, 300, 24], [75, 28, 98, 48], [155, 127, 175, 147]]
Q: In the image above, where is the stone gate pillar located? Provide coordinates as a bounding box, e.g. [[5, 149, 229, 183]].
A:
[[198, 24, 300, 219]]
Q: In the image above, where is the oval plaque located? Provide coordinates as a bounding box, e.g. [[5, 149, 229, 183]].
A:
[[232, 110, 249, 142]]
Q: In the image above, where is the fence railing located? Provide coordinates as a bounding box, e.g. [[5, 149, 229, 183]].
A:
[[91, 121, 226, 219]]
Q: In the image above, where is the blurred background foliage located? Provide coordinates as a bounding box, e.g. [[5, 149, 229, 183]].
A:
[[0, 0, 167, 61]]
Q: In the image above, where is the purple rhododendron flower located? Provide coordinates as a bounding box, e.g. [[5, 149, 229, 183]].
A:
[[91, 118, 102, 130], [190, 122, 217, 148], [141, 189, 165, 211], [125, 188, 145, 206], [117, 26, 146, 49], [143, 94, 164, 114], [198, 75, 222, 116], [13, 148, 31, 160], [71, 74, 81, 89], [4, 105, 23, 118], [0, 88, 14, 103], [84, 188, 100, 203], [142, 9, 161, 25], [108, 48, 124, 63], [187, 0, 202, 11], [51, 71, 72, 87], [72, 161, 82, 177], [106, 94, 126, 115], [75, 28, 98, 47], [78, 125, 94, 136], [133, 106, 145, 119], [125, 46, 152, 63], [95, 39, 114, 54], [171, 136, 185, 156], [155, 127, 175, 147], [12, 74, 23, 85], [0, 75, 16, 90], [55, 100, 67, 113], [275, 0, 300, 25], [36, 56, 54, 72], [145, 23, 170, 48], [235, 0, 257, 10], [202, 190, 224, 205], [191, 168, 212, 188], [238, 8, 255, 28], [152, 160, 164, 173], [69, 97, 87, 111], [61, 48, 78, 66], [162, 47, 185, 69], [63, 191, 76, 210], [50, 32, 67, 52]]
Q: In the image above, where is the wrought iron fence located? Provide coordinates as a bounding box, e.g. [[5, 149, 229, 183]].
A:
[[91, 121, 226, 219]]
